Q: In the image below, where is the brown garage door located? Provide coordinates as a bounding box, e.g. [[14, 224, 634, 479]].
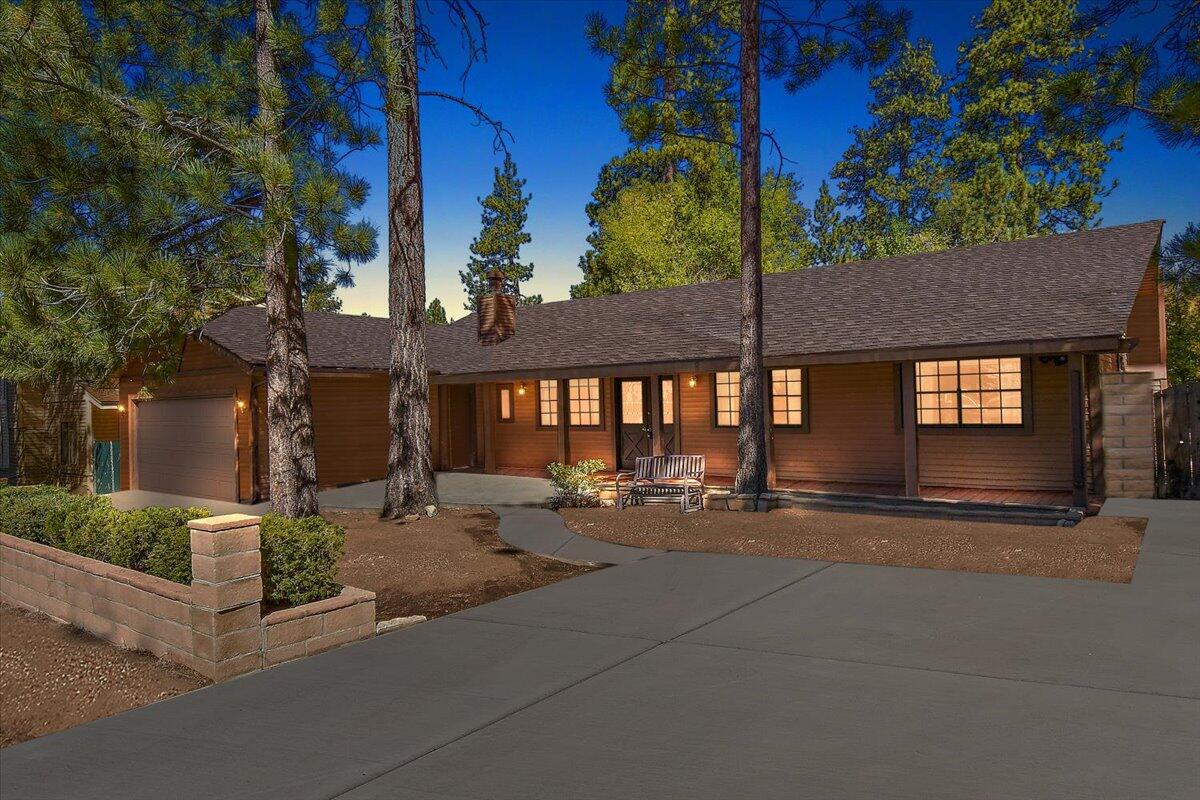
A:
[[136, 396, 237, 501]]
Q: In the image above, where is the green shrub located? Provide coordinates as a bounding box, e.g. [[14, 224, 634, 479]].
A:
[[0, 484, 208, 586], [259, 513, 345, 605], [546, 459, 607, 508], [0, 485, 70, 543]]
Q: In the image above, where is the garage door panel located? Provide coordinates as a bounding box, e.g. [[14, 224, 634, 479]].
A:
[[136, 397, 236, 501]]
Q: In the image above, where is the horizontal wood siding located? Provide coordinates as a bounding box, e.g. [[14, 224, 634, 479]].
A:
[[91, 408, 119, 442], [677, 372, 738, 476], [310, 374, 389, 487], [918, 358, 1072, 491], [773, 363, 904, 484], [568, 377, 617, 467], [1126, 260, 1166, 370], [492, 381, 557, 470], [121, 339, 253, 500]]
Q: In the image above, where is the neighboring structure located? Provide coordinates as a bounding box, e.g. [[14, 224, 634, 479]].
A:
[[10, 380, 122, 494], [115, 221, 1168, 507]]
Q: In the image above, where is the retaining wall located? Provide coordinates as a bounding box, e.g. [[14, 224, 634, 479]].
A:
[[0, 513, 375, 681]]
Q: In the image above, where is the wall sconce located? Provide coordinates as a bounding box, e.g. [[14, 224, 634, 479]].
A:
[[117, 403, 126, 413], [517, 382, 526, 396], [687, 375, 697, 389], [236, 399, 246, 411]]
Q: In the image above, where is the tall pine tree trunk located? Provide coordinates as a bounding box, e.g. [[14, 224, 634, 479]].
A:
[[381, 0, 438, 519], [734, 0, 767, 498], [255, 0, 319, 518]]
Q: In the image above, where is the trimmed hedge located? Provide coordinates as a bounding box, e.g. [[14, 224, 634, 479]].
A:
[[0, 486, 345, 604], [260, 513, 345, 605]]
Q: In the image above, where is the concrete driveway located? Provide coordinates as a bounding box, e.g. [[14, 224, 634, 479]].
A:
[[107, 470, 552, 515], [3, 499, 1197, 799]]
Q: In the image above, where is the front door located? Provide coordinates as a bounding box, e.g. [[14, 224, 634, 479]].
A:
[[447, 385, 476, 468], [617, 378, 651, 469]]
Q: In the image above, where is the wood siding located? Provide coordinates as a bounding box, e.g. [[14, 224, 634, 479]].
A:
[[677, 372, 738, 476], [773, 363, 904, 485], [91, 408, 119, 442], [491, 381, 557, 471], [918, 358, 1073, 491], [1126, 260, 1167, 371]]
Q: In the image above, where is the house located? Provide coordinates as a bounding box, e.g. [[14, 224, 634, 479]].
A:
[[114, 220, 1167, 507], [7, 380, 122, 493]]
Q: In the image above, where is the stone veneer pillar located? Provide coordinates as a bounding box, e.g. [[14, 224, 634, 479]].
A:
[[1099, 372, 1157, 499], [188, 514, 263, 680]]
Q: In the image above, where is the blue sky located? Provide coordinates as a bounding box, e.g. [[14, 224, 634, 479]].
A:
[[336, 0, 1199, 318]]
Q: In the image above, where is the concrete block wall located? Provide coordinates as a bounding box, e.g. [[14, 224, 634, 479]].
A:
[[1099, 371, 1156, 498], [1, 514, 376, 681]]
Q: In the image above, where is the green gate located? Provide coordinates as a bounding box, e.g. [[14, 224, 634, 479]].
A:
[[93, 440, 120, 495]]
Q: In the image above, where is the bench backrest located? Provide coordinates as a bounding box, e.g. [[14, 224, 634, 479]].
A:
[[634, 454, 705, 481]]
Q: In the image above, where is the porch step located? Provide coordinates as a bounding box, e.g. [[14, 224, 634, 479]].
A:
[[765, 490, 1086, 527]]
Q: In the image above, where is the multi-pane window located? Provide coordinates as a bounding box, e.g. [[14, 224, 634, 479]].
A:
[[770, 368, 804, 427], [569, 378, 602, 427], [714, 371, 739, 427], [916, 358, 1024, 426], [497, 384, 514, 422], [537, 380, 558, 427]]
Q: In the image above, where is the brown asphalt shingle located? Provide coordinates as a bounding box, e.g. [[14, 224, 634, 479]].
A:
[[199, 221, 1162, 376]]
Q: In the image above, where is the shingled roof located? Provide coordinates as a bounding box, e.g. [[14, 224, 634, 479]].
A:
[[198, 221, 1162, 377]]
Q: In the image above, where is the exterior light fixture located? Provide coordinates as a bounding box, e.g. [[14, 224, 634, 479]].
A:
[[236, 399, 246, 411], [687, 375, 697, 389], [117, 403, 126, 413], [517, 383, 526, 396]]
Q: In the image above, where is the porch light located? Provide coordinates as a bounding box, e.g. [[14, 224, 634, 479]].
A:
[[117, 403, 126, 413], [517, 383, 526, 396], [687, 375, 697, 388], [236, 399, 246, 411]]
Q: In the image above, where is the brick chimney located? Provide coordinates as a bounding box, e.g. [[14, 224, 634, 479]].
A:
[[477, 269, 516, 345]]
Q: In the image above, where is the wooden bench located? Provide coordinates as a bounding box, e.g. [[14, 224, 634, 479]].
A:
[[615, 455, 706, 513]]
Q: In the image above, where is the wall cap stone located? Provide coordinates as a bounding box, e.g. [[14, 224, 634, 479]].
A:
[[188, 514, 262, 532], [261, 586, 376, 627]]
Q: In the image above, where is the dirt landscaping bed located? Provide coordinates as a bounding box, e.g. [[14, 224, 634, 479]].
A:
[[332, 506, 595, 620], [1, 603, 209, 748], [559, 506, 1147, 583]]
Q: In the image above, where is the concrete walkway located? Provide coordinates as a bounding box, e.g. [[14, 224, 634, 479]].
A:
[[107, 471, 552, 515], [3, 499, 1197, 798]]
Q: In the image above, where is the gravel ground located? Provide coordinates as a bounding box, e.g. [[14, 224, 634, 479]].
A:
[[1, 604, 209, 748], [331, 505, 596, 620], [559, 506, 1146, 583]]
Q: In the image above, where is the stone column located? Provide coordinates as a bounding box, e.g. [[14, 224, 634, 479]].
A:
[[188, 514, 263, 681], [1099, 372, 1156, 499]]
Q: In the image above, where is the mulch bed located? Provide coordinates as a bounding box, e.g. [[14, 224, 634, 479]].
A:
[[0, 604, 209, 748], [331, 506, 596, 620], [559, 506, 1147, 583]]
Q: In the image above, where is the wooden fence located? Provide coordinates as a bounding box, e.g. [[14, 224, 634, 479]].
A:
[[1154, 380, 1200, 499]]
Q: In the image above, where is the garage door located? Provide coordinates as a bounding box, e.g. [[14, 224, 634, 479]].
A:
[[136, 396, 237, 501]]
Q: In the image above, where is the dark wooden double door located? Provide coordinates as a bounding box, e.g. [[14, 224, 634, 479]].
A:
[[615, 376, 676, 469]]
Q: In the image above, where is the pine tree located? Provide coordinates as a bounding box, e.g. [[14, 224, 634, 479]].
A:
[[832, 40, 950, 241], [940, 0, 1117, 244], [807, 182, 856, 265], [1162, 223, 1200, 384], [425, 298, 449, 324], [460, 154, 540, 309]]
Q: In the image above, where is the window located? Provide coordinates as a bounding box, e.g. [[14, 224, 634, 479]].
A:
[[496, 384, 514, 423], [714, 371, 739, 427], [770, 368, 805, 427], [569, 378, 602, 427], [660, 377, 674, 426], [537, 380, 558, 427], [916, 358, 1025, 426]]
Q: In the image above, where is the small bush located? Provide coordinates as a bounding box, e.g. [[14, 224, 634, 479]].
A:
[[546, 459, 607, 508], [0, 484, 207, 586], [259, 513, 345, 605]]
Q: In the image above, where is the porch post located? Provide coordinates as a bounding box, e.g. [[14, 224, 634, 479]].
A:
[[480, 383, 496, 474], [650, 375, 665, 457], [1067, 354, 1088, 508], [763, 368, 776, 488], [436, 384, 451, 471], [900, 361, 920, 497], [557, 378, 570, 465]]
